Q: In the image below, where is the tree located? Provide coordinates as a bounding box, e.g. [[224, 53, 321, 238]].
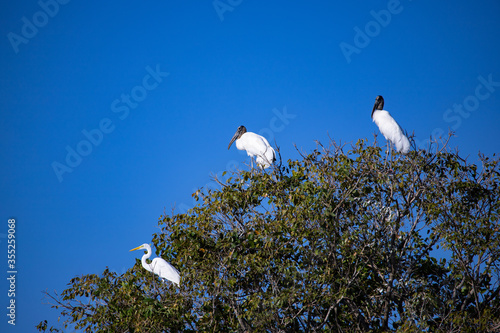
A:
[[38, 138, 500, 332]]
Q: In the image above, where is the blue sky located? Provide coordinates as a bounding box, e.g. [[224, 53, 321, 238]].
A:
[[1, 0, 499, 331]]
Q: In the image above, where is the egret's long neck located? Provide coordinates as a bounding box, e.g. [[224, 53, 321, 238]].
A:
[[141, 251, 153, 273]]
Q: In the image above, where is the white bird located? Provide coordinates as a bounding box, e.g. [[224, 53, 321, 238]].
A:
[[228, 125, 276, 169], [130, 243, 180, 286], [371, 95, 410, 154]]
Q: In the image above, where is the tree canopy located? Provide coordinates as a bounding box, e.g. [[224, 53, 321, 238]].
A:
[[38, 139, 500, 332]]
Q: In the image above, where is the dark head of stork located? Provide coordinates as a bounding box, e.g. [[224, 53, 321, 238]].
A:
[[228, 125, 247, 150], [371, 95, 385, 118]]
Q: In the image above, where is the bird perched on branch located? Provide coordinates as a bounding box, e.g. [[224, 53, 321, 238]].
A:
[[130, 243, 180, 286], [371, 95, 410, 154], [228, 125, 276, 168]]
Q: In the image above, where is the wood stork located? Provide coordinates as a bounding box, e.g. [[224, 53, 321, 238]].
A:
[[130, 243, 180, 286], [228, 125, 276, 169], [371, 95, 410, 154]]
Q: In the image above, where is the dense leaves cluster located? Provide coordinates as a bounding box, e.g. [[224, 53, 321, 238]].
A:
[[38, 140, 500, 332]]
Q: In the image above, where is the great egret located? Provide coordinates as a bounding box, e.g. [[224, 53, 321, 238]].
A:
[[228, 125, 276, 169], [371, 95, 410, 154], [130, 243, 180, 286]]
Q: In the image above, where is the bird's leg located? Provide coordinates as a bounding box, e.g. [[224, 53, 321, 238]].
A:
[[248, 157, 257, 175], [387, 143, 395, 172], [384, 144, 389, 166], [262, 155, 271, 170]]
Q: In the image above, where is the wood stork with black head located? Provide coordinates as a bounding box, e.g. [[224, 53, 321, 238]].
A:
[[371, 95, 410, 154], [228, 125, 276, 169]]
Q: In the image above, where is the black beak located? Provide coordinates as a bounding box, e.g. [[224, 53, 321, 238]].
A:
[[371, 95, 384, 118], [371, 104, 377, 118], [228, 131, 239, 150], [228, 127, 243, 149], [228, 126, 246, 149]]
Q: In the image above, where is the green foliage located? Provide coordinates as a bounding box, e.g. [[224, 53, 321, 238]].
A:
[[38, 139, 500, 332]]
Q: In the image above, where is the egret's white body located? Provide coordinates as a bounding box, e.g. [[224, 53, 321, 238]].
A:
[[371, 95, 410, 154], [228, 126, 276, 169], [130, 243, 180, 286]]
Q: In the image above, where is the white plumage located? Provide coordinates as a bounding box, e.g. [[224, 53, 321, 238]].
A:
[[130, 243, 180, 286], [228, 125, 276, 169], [371, 95, 410, 154]]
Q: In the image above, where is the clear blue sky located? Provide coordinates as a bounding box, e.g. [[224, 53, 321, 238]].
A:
[[1, 1, 499, 331]]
